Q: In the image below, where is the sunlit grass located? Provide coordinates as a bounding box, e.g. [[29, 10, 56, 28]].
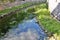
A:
[[0, 2, 60, 38], [0, 2, 33, 15], [0, 2, 43, 16], [27, 3, 60, 35], [35, 6, 60, 35]]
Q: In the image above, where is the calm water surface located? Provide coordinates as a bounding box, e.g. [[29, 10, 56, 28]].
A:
[[0, 12, 47, 40]]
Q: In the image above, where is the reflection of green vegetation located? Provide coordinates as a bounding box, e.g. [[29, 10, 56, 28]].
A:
[[0, 10, 30, 37], [26, 3, 60, 35], [0, 2, 42, 37], [0, 2, 60, 38]]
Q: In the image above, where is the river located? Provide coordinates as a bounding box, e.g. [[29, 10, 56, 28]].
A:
[[0, 11, 47, 40]]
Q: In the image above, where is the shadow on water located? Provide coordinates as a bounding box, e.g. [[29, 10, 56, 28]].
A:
[[0, 10, 47, 40]]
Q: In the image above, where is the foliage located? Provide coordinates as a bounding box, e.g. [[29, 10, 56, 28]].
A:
[[0, 2, 60, 38], [27, 7, 36, 13], [0, 10, 30, 37], [0, 3, 31, 15], [26, 3, 60, 35], [35, 4, 60, 35], [0, 0, 15, 3]]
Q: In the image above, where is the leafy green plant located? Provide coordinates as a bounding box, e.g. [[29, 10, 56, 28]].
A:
[[27, 7, 36, 13]]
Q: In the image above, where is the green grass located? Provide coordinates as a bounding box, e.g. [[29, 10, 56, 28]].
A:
[[0, 2, 37, 15], [36, 9, 60, 34], [27, 3, 60, 35], [1, 2, 60, 36], [0, 10, 31, 36], [35, 4, 60, 35], [0, 2, 42, 16], [0, 3, 31, 15], [0, 2, 47, 37]]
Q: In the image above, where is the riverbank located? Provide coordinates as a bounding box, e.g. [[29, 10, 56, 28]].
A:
[[0, 2, 46, 37], [0, 2, 45, 20], [0, 4, 47, 40], [0, 1, 45, 16], [26, 3, 60, 40], [0, 2, 60, 40]]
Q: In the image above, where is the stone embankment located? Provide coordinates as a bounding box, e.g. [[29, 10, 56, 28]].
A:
[[0, 0, 46, 10]]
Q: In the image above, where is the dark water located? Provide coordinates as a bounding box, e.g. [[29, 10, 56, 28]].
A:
[[0, 11, 47, 40]]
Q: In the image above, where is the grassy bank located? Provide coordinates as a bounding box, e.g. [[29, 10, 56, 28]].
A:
[[0, 2, 45, 37], [0, 3, 31, 15], [0, 10, 31, 37], [26, 3, 60, 37], [0, 2, 60, 39], [0, 2, 42, 16]]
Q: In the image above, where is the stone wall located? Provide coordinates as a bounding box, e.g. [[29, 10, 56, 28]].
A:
[[0, 0, 46, 10], [48, 0, 60, 21], [25, 0, 46, 2], [51, 3, 60, 21], [48, 0, 58, 13]]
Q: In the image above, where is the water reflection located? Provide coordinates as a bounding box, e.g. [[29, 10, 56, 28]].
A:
[[1, 18, 47, 40], [0, 11, 31, 36], [0, 10, 47, 40]]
